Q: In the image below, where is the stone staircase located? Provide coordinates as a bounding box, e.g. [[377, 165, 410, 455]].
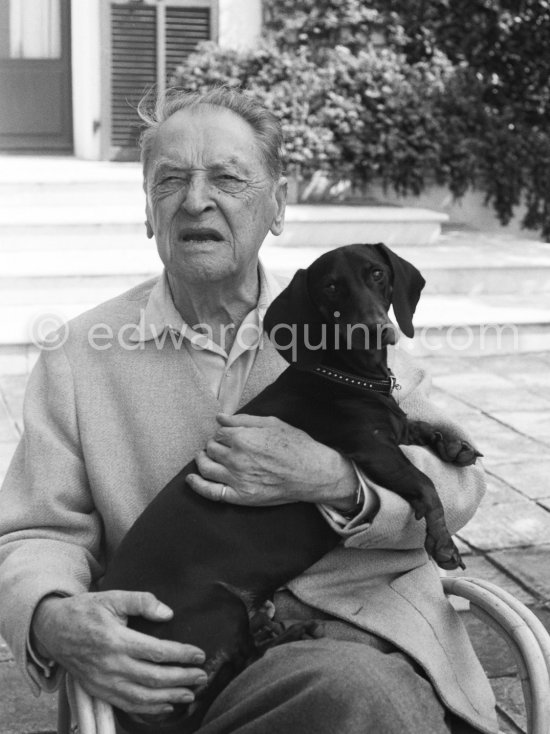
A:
[[1, 155, 550, 364]]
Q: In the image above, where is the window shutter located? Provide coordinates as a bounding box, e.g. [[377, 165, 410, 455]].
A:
[[110, 2, 213, 156], [165, 6, 210, 85], [111, 4, 157, 150]]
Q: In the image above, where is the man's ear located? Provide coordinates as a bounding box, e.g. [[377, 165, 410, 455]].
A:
[[145, 203, 154, 239], [372, 243, 425, 338], [263, 268, 325, 368], [270, 177, 287, 236]]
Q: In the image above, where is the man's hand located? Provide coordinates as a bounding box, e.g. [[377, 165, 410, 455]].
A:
[[31, 591, 206, 717], [187, 413, 359, 511]]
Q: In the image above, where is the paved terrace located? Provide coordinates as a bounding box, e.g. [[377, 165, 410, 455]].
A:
[[0, 349, 549, 733]]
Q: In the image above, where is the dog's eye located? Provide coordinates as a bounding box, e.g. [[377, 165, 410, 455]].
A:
[[371, 269, 384, 281], [324, 283, 337, 293]]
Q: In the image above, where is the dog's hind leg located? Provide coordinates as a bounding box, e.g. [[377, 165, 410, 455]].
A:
[[250, 607, 321, 655]]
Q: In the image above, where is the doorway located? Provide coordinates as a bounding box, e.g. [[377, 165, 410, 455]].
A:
[[0, 0, 73, 151]]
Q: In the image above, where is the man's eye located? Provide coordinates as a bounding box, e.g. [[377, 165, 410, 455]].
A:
[[158, 176, 186, 188], [212, 175, 247, 193]]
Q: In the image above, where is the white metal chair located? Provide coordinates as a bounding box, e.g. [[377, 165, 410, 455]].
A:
[[59, 576, 550, 734]]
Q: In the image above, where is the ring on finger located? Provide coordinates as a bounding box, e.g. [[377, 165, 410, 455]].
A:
[[220, 485, 229, 502]]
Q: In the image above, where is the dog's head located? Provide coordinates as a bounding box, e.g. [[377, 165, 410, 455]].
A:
[[264, 243, 425, 367]]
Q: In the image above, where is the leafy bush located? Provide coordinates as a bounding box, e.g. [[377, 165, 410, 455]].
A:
[[172, 41, 456, 196], [262, 0, 404, 54], [171, 0, 550, 237], [371, 0, 550, 237], [173, 43, 338, 176]]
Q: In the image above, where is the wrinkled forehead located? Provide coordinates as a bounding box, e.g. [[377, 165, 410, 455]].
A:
[[146, 105, 267, 180]]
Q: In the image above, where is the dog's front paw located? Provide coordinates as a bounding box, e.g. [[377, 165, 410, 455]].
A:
[[432, 432, 482, 466], [424, 530, 465, 571], [424, 508, 465, 570]]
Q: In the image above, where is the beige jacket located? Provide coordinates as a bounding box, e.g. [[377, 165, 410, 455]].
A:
[[0, 276, 498, 733]]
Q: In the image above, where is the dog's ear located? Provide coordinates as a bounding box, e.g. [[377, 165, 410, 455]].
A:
[[372, 243, 425, 338], [263, 269, 325, 368]]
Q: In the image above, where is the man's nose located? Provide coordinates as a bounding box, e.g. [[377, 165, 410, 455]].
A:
[[180, 175, 215, 216]]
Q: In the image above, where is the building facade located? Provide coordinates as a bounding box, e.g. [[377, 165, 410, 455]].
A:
[[0, 0, 262, 159]]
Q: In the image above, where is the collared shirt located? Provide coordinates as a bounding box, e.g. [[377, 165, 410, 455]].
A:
[[129, 262, 279, 415]]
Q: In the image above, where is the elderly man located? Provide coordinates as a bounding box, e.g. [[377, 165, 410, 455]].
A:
[[0, 88, 497, 734]]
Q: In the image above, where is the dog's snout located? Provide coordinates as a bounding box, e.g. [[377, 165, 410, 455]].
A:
[[327, 284, 396, 349], [379, 321, 399, 345], [336, 319, 398, 349]]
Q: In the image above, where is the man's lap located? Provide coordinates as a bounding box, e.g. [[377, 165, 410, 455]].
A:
[[199, 637, 450, 733], [198, 592, 483, 734]]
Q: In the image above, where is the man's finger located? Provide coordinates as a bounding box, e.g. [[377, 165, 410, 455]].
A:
[[195, 451, 229, 482], [186, 474, 244, 505], [213, 426, 235, 446], [205, 438, 231, 461], [101, 590, 173, 622], [109, 680, 197, 713], [122, 626, 206, 665], [120, 658, 207, 689], [216, 413, 278, 428]]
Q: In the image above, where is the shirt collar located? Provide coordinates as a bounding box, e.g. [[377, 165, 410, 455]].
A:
[[129, 261, 282, 344]]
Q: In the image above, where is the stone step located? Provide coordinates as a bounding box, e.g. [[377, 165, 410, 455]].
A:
[[1, 235, 549, 295], [0, 202, 143, 227], [0, 156, 448, 247], [406, 293, 550, 357], [0, 181, 143, 205], [0, 249, 159, 279], [0, 158, 448, 247], [1, 156, 547, 354], [0, 155, 448, 247], [0, 223, 148, 250], [0, 203, 448, 247], [0, 155, 142, 185], [1, 285, 549, 354]]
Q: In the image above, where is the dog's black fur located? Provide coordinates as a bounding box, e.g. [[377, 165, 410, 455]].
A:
[[100, 243, 480, 734]]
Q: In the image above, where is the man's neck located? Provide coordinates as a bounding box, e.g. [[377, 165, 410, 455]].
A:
[[167, 267, 260, 351]]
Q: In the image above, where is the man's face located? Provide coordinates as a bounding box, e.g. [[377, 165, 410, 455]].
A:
[[145, 106, 286, 284]]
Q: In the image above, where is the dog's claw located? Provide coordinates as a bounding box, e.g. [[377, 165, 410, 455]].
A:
[[425, 532, 465, 571], [453, 442, 483, 467], [438, 552, 466, 571], [432, 433, 481, 467], [424, 512, 465, 570]]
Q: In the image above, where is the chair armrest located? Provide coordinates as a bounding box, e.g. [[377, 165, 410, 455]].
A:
[[442, 576, 550, 734], [63, 676, 116, 734]]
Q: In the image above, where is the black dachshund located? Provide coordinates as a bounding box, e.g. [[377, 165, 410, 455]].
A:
[[101, 243, 480, 734]]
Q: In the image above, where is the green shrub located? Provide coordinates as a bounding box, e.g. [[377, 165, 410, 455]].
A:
[[171, 0, 550, 238], [262, 0, 404, 54], [172, 41, 456, 196], [372, 0, 550, 237]]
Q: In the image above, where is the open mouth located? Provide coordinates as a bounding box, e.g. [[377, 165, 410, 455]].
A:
[[179, 228, 225, 243]]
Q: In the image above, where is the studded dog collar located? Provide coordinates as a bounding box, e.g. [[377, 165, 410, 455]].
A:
[[311, 365, 401, 396]]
